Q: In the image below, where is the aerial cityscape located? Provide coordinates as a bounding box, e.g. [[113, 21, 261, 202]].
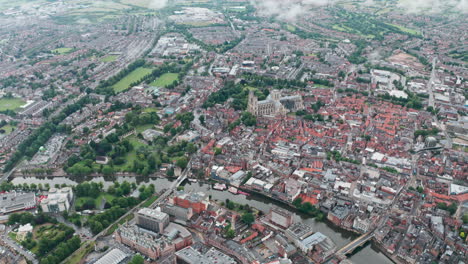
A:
[[0, 0, 466, 264]]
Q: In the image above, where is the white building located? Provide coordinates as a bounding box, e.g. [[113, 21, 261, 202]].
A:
[[41, 187, 74, 213], [17, 223, 33, 241]]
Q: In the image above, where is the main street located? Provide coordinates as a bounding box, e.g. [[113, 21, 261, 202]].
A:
[[427, 57, 437, 108], [426, 57, 453, 149]]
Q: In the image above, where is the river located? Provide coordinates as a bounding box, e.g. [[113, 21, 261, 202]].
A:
[[11, 176, 393, 264]]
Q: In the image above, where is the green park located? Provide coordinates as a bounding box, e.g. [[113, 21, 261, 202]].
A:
[[150, 73, 179, 87], [51, 48, 74, 54], [112, 67, 153, 92], [0, 97, 26, 111]]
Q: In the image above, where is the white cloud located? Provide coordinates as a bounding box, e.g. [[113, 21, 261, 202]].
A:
[[250, 0, 335, 21], [148, 0, 168, 10], [397, 0, 468, 13], [249, 0, 468, 20]]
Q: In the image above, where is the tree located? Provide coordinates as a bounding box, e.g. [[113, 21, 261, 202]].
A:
[[102, 166, 114, 176], [214, 147, 222, 155], [167, 168, 174, 177], [416, 186, 424, 194], [186, 143, 197, 154], [292, 197, 303, 207], [199, 115, 205, 125], [241, 112, 256, 126], [241, 212, 255, 225], [176, 157, 188, 169], [463, 213, 468, 224], [447, 203, 458, 215], [225, 228, 235, 239]]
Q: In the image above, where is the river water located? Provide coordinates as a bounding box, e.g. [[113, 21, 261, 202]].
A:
[[11, 176, 393, 264]]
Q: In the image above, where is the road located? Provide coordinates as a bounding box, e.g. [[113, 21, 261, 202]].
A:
[[425, 57, 453, 149], [427, 57, 437, 108]]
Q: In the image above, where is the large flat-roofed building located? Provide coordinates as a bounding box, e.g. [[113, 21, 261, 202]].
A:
[[285, 222, 314, 242], [285, 222, 336, 257], [0, 192, 36, 215], [162, 204, 193, 222], [136, 208, 170, 233], [41, 187, 74, 213], [94, 248, 128, 264], [176, 247, 237, 264], [268, 205, 294, 229]]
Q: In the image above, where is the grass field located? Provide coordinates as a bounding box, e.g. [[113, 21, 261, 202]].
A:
[[136, 124, 154, 133], [113, 136, 146, 171], [386, 23, 421, 35], [332, 24, 374, 38], [0, 124, 15, 135], [142, 107, 159, 113], [51, 48, 74, 54], [0, 97, 26, 111], [95, 193, 116, 207], [286, 24, 296, 32], [8, 232, 17, 241], [150, 73, 179, 87], [76, 193, 116, 209], [113, 67, 153, 92], [100, 55, 118, 62]]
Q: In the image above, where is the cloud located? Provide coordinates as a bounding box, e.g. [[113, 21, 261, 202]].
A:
[[249, 0, 468, 20], [148, 0, 168, 10], [250, 0, 334, 21], [397, 0, 468, 13]]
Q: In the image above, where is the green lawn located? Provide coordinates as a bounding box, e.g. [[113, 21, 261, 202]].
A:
[[8, 232, 17, 241], [75, 197, 91, 209], [150, 73, 179, 87], [113, 67, 153, 92], [286, 24, 296, 32], [0, 124, 15, 135], [100, 55, 118, 62], [142, 107, 159, 113], [51, 48, 74, 54], [136, 124, 154, 133], [0, 98, 26, 111], [332, 24, 374, 38], [76, 193, 117, 209], [386, 23, 421, 36], [95, 193, 116, 207], [113, 136, 146, 171]]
